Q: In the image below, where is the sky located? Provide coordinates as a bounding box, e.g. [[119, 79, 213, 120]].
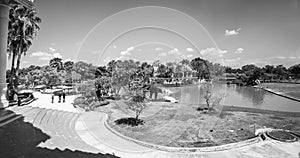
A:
[[10, 0, 300, 68]]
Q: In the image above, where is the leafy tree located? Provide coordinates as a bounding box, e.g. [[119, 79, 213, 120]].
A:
[[175, 64, 183, 78], [180, 59, 191, 77], [109, 60, 138, 95], [263, 65, 275, 74], [95, 66, 110, 78], [95, 76, 111, 101], [273, 65, 288, 80], [63, 61, 74, 73], [288, 64, 300, 78], [156, 64, 168, 78], [73, 61, 96, 80], [107, 60, 116, 74], [190, 57, 210, 79], [128, 94, 147, 124]]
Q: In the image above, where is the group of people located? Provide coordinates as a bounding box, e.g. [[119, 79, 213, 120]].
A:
[[51, 89, 66, 103]]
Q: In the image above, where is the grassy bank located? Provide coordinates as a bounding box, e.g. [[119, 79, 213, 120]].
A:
[[97, 100, 300, 148]]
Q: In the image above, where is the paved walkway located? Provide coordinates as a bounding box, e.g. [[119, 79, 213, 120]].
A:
[[2, 92, 300, 158]]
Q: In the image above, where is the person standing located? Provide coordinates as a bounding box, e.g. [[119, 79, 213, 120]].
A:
[[58, 92, 62, 103], [62, 89, 66, 103], [51, 92, 54, 103]]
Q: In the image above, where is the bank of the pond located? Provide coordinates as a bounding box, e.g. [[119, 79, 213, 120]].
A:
[[222, 105, 300, 117]]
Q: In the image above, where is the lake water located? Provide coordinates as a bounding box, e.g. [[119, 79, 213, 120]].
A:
[[169, 83, 300, 112]]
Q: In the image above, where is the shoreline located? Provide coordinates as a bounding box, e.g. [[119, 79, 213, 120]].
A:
[[222, 105, 300, 117], [262, 87, 300, 102]]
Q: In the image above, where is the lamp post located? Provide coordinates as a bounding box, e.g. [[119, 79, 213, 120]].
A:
[[0, 0, 34, 108]]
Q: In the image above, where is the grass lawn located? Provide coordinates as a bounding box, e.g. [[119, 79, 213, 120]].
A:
[[260, 83, 300, 99], [96, 100, 300, 148]]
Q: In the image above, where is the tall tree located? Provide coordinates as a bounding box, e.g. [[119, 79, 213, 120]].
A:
[[288, 64, 300, 78], [7, 5, 41, 92], [190, 57, 210, 79], [49, 57, 64, 72]]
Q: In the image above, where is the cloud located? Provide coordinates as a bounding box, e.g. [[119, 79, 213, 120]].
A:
[[234, 48, 244, 54], [225, 28, 241, 36], [53, 53, 62, 58], [62, 58, 72, 62], [222, 58, 241, 68], [158, 52, 167, 56], [120, 46, 136, 56], [120, 50, 131, 56], [199, 47, 227, 62], [186, 48, 194, 52], [49, 47, 56, 52], [168, 48, 180, 55], [154, 47, 163, 51], [127, 46, 134, 51], [200, 47, 227, 57], [30, 51, 63, 61], [116, 56, 128, 61], [187, 54, 193, 58], [103, 57, 112, 63]]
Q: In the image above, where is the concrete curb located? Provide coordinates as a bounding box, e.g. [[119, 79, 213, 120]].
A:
[[256, 86, 300, 102]]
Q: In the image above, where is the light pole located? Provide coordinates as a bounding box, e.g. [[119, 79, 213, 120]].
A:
[[0, 0, 34, 108]]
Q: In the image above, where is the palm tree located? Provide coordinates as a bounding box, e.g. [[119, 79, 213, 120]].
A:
[[7, 5, 41, 93], [49, 57, 64, 72]]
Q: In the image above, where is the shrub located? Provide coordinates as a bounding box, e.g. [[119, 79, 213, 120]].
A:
[[114, 117, 144, 126]]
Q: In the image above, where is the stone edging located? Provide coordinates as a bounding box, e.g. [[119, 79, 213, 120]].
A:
[[259, 87, 300, 102], [102, 112, 261, 153]]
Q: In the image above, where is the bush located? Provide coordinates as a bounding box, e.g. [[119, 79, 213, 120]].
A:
[[73, 96, 110, 111], [114, 117, 144, 126], [73, 97, 87, 105]]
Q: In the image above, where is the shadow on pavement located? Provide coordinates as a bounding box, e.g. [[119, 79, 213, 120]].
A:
[[0, 109, 119, 158]]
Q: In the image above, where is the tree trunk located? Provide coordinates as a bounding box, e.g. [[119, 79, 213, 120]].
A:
[[9, 52, 16, 82], [15, 53, 22, 90]]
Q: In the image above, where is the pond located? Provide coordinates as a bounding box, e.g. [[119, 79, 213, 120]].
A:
[[169, 83, 300, 112]]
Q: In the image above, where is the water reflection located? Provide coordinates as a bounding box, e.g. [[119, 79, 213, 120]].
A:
[[169, 83, 300, 112], [227, 84, 268, 107]]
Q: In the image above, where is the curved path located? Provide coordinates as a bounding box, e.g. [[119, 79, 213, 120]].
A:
[[3, 93, 300, 158]]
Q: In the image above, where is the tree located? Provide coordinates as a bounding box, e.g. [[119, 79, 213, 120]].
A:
[[49, 57, 64, 72], [180, 59, 191, 77], [175, 64, 183, 78], [190, 57, 210, 79], [127, 66, 149, 125], [241, 64, 257, 75], [288, 64, 300, 78], [156, 64, 170, 78], [273, 65, 288, 80], [263, 65, 275, 74], [128, 94, 147, 124], [109, 60, 139, 95], [7, 4, 41, 93], [95, 76, 111, 101], [63, 61, 74, 73]]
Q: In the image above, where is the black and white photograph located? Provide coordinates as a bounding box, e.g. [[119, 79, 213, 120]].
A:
[[0, 0, 300, 157]]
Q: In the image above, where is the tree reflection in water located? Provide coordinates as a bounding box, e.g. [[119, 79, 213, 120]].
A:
[[232, 84, 269, 107]]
